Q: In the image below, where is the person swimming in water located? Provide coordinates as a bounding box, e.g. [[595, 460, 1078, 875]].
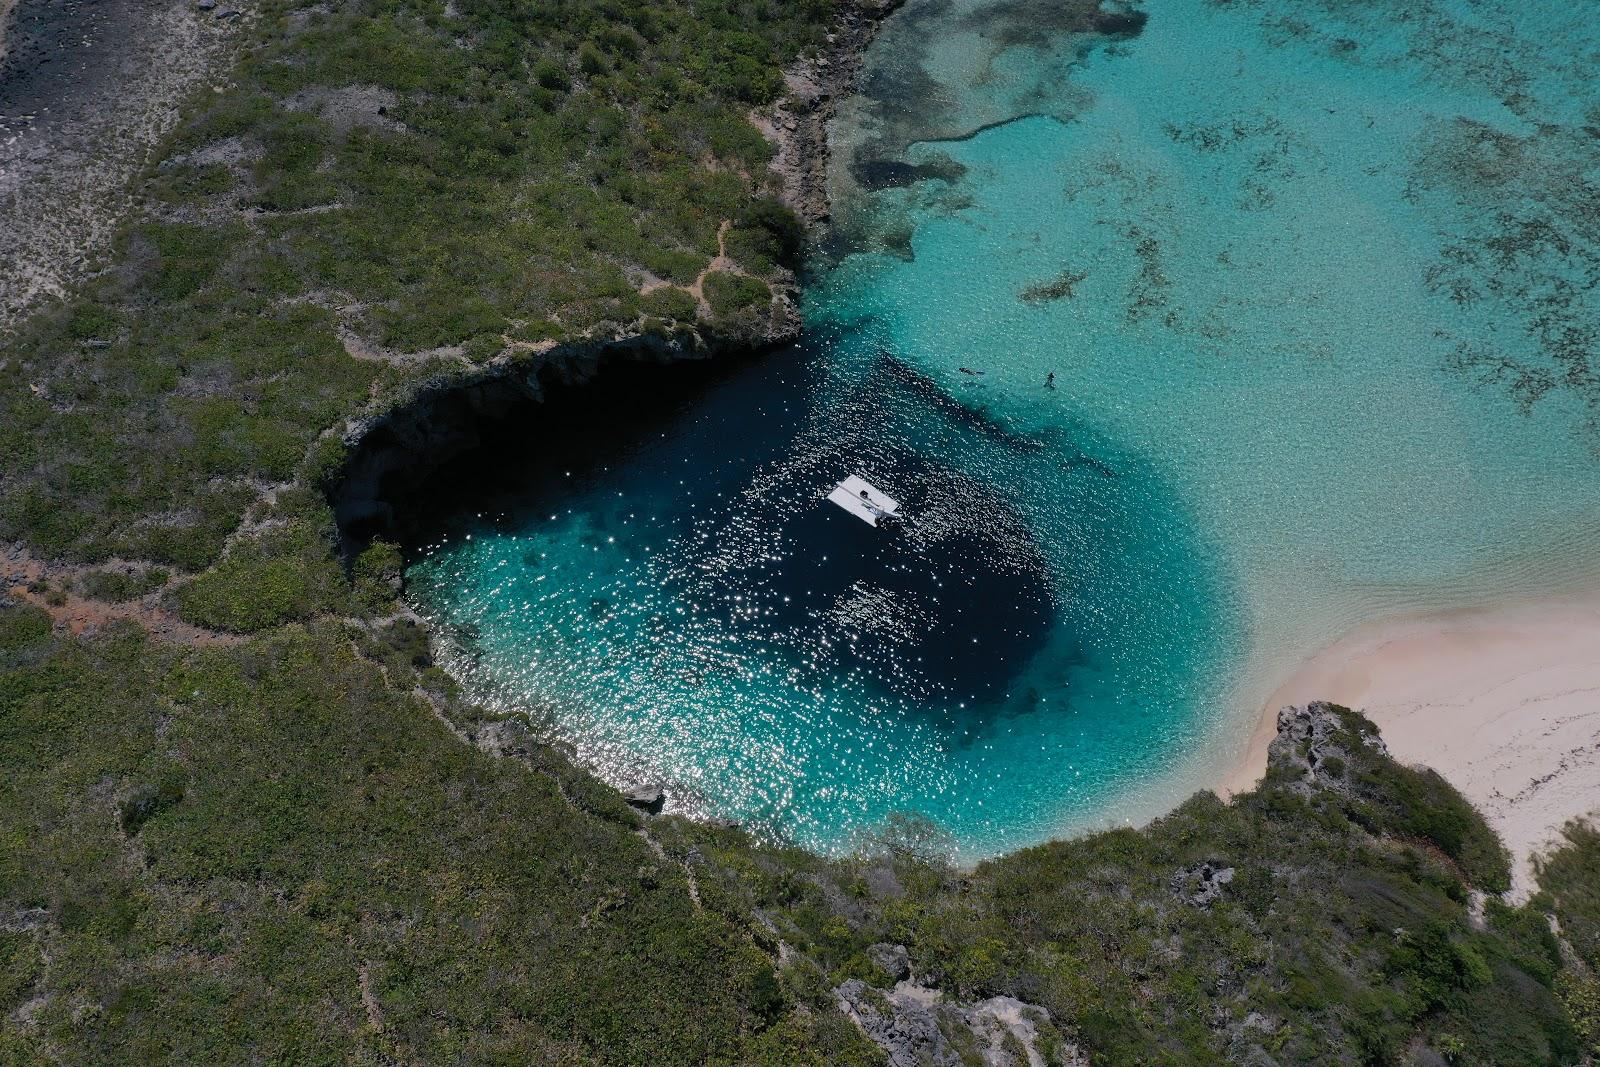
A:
[[1046, 372, 1056, 388]]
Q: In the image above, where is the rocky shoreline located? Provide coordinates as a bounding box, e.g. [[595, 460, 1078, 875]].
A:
[[756, 0, 904, 225]]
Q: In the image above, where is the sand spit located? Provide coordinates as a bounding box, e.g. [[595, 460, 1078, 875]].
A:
[[1225, 598, 1600, 898], [0, 0, 244, 332]]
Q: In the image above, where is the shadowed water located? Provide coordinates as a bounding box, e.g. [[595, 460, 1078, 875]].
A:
[[408, 0, 1600, 857]]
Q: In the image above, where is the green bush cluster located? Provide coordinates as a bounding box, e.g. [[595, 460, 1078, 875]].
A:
[[175, 521, 349, 633], [0, 617, 844, 1064], [665, 742, 1590, 1065], [1, 0, 822, 577], [703, 271, 773, 318], [6, 595, 1600, 1064], [74, 568, 170, 603]]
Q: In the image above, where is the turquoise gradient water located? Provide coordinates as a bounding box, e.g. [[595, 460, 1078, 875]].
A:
[[407, 0, 1600, 858]]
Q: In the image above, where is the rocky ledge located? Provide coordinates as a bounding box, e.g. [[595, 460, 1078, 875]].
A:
[[1268, 700, 1389, 798], [756, 0, 903, 225], [835, 974, 1086, 1067], [329, 323, 787, 549]]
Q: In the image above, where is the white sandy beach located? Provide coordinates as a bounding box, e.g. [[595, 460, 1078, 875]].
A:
[[1223, 597, 1600, 899]]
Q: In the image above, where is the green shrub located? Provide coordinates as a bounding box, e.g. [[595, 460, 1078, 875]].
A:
[[353, 539, 404, 611], [175, 525, 347, 632], [1536, 821, 1600, 967], [702, 271, 771, 317], [533, 58, 571, 91], [76, 568, 169, 603], [641, 285, 700, 321], [0, 598, 51, 651]]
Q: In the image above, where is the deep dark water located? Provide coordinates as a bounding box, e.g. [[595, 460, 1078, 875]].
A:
[[399, 340, 1060, 713], [394, 298, 1231, 856]]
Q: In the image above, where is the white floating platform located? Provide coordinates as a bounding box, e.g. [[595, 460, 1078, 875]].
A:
[[827, 475, 900, 527]]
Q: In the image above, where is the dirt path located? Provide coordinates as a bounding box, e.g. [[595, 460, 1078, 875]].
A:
[[638, 220, 755, 319], [1, 545, 241, 646]]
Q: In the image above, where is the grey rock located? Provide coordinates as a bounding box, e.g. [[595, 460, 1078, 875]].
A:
[[1269, 701, 1387, 797], [867, 942, 911, 982], [473, 718, 533, 759], [836, 979, 1083, 1067], [196, 0, 215, 8], [625, 783, 665, 813], [1173, 862, 1235, 907], [964, 994, 1073, 1066], [1242, 1011, 1276, 1033], [835, 980, 959, 1067]]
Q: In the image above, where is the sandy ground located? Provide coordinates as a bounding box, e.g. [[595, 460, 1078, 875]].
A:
[[2, 544, 242, 647], [1223, 598, 1600, 898]]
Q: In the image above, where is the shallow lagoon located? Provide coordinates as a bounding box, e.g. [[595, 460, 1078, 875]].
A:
[[408, 0, 1600, 857]]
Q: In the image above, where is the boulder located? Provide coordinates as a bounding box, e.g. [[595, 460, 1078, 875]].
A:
[[837, 979, 1082, 1067], [1268, 702, 1387, 796], [867, 942, 911, 982], [835, 980, 959, 1067]]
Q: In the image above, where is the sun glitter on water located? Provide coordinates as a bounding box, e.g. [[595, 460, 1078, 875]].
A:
[[408, 0, 1600, 857]]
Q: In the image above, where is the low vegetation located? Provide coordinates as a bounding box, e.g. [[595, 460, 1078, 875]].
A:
[[0, 0, 822, 577], [3, 603, 1597, 1063], [3, 0, 1600, 1064]]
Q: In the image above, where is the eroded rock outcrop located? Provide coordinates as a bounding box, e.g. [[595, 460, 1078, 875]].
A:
[[835, 978, 1085, 1067], [1268, 700, 1388, 797], [1172, 861, 1235, 908]]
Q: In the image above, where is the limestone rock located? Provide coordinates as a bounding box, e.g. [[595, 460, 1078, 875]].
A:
[[835, 979, 959, 1067], [1173, 862, 1236, 908], [625, 783, 665, 814], [1268, 701, 1387, 796], [867, 942, 911, 982], [473, 718, 534, 760], [836, 979, 1085, 1067]]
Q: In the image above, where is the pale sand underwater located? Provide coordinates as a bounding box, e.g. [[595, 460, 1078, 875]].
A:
[[1224, 598, 1600, 899]]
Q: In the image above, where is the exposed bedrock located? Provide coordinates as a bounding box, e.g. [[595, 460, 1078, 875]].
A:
[[835, 978, 1087, 1067]]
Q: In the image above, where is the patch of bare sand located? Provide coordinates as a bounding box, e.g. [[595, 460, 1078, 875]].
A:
[[1222, 597, 1600, 899], [2, 544, 242, 647]]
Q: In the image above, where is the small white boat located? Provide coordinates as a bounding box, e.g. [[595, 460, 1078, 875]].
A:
[[827, 475, 901, 527]]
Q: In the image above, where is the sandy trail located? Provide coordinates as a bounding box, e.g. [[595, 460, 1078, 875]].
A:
[[1223, 597, 1600, 898]]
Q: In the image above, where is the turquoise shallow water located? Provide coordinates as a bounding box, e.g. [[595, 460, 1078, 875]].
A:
[[408, 0, 1600, 857]]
